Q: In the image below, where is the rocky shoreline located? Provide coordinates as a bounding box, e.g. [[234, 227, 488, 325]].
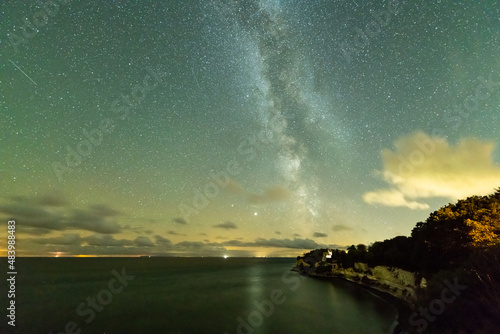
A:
[[296, 273, 414, 334], [294, 249, 426, 333]]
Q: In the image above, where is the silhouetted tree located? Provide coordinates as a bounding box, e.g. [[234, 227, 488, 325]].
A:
[[411, 189, 500, 273]]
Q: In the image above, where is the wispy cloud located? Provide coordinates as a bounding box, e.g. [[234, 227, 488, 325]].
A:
[[34, 233, 81, 245], [84, 234, 133, 247], [248, 185, 292, 205], [0, 194, 123, 234], [221, 237, 339, 250], [332, 224, 352, 232], [172, 217, 188, 225], [213, 221, 238, 229], [70, 209, 121, 234], [134, 236, 155, 247], [224, 180, 292, 206], [167, 230, 186, 236], [88, 204, 120, 217]]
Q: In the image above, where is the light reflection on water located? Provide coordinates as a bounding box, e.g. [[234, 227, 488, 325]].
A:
[[9, 257, 398, 334]]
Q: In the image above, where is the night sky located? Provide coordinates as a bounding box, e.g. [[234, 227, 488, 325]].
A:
[[1, 0, 499, 257]]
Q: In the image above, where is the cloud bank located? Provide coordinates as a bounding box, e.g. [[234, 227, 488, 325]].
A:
[[20, 232, 339, 257], [0, 196, 123, 234], [1, 193, 340, 256]]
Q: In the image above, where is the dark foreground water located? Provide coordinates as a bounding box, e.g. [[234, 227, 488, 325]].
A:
[[0, 257, 398, 333]]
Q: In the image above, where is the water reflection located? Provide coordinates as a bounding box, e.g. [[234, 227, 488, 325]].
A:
[[243, 263, 271, 333], [12, 258, 397, 333]]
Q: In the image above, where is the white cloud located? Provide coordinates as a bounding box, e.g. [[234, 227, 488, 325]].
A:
[[363, 132, 500, 209], [363, 189, 430, 210]]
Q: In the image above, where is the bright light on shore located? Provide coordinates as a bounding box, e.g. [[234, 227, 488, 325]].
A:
[[224, 255, 228, 259]]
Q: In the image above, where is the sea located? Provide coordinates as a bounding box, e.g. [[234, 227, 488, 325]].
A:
[[1, 257, 399, 334]]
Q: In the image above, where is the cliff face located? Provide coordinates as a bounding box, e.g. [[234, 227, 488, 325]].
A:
[[294, 250, 425, 306], [331, 264, 418, 304]]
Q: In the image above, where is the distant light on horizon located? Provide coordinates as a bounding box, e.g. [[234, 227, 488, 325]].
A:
[[50, 252, 68, 258]]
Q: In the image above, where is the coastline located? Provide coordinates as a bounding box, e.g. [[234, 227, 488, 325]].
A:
[[292, 264, 417, 333], [304, 274, 412, 333]]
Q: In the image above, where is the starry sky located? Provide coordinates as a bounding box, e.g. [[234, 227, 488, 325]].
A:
[[1, 0, 499, 257]]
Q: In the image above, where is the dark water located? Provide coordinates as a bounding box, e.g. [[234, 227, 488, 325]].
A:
[[1, 258, 398, 333]]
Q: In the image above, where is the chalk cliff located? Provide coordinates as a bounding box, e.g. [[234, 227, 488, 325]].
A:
[[294, 249, 426, 306]]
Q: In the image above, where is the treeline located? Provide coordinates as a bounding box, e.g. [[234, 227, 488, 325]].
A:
[[325, 189, 500, 333]]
